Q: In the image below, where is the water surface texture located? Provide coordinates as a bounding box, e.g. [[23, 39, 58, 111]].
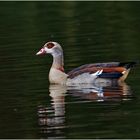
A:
[[0, 2, 140, 139]]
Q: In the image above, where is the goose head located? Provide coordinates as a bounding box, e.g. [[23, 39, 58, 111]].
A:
[[36, 41, 63, 57]]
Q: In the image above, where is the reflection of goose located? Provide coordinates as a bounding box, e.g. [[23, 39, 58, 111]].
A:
[[67, 82, 133, 102], [36, 41, 136, 85], [38, 85, 66, 139], [38, 83, 133, 138]]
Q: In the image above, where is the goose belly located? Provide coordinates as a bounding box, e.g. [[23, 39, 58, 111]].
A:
[[66, 73, 119, 86], [66, 73, 96, 85]]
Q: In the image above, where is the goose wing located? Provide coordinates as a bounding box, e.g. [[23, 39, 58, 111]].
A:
[[67, 62, 136, 79]]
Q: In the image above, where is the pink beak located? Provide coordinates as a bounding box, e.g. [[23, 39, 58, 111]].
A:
[[36, 48, 46, 55]]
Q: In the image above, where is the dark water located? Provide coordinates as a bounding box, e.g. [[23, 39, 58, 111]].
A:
[[0, 1, 140, 139]]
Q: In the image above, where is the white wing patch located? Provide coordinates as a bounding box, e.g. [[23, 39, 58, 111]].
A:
[[66, 69, 103, 85], [92, 69, 103, 77]]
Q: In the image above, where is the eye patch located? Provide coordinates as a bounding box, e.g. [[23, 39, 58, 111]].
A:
[[47, 42, 54, 49]]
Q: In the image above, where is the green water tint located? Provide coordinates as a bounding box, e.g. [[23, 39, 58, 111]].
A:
[[0, 2, 140, 139]]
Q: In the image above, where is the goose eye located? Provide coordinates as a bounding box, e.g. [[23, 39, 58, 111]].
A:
[[47, 42, 54, 49]]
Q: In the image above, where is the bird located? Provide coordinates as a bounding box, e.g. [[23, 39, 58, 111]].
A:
[[36, 41, 136, 85]]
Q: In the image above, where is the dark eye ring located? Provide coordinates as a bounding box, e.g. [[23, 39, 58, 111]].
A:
[[47, 42, 54, 49]]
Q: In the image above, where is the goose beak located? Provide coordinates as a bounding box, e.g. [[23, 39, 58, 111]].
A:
[[36, 48, 46, 55]]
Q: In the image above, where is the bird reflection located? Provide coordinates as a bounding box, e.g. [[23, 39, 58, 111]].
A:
[[67, 82, 133, 102], [38, 85, 66, 139], [38, 82, 133, 138]]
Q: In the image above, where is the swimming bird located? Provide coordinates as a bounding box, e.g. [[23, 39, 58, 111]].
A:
[[36, 41, 136, 85]]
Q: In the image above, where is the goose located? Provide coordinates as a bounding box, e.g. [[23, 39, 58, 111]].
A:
[[36, 41, 136, 85]]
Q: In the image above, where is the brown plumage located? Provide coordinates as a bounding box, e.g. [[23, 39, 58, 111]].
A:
[[68, 62, 136, 80]]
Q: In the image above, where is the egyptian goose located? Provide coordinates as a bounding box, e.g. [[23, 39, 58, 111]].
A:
[[36, 41, 136, 85]]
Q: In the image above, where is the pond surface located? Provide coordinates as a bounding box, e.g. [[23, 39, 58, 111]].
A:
[[0, 1, 140, 139]]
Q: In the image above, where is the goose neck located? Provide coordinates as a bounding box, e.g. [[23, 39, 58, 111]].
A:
[[52, 53, 64, 70]]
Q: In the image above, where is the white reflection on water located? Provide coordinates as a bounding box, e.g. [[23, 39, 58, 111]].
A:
[[38, 85, 66, 139], [38, 82, 133, 138], [67, 82, 133, 102]]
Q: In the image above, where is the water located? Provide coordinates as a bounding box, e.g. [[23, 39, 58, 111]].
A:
[[0, 1, 140, 139]]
